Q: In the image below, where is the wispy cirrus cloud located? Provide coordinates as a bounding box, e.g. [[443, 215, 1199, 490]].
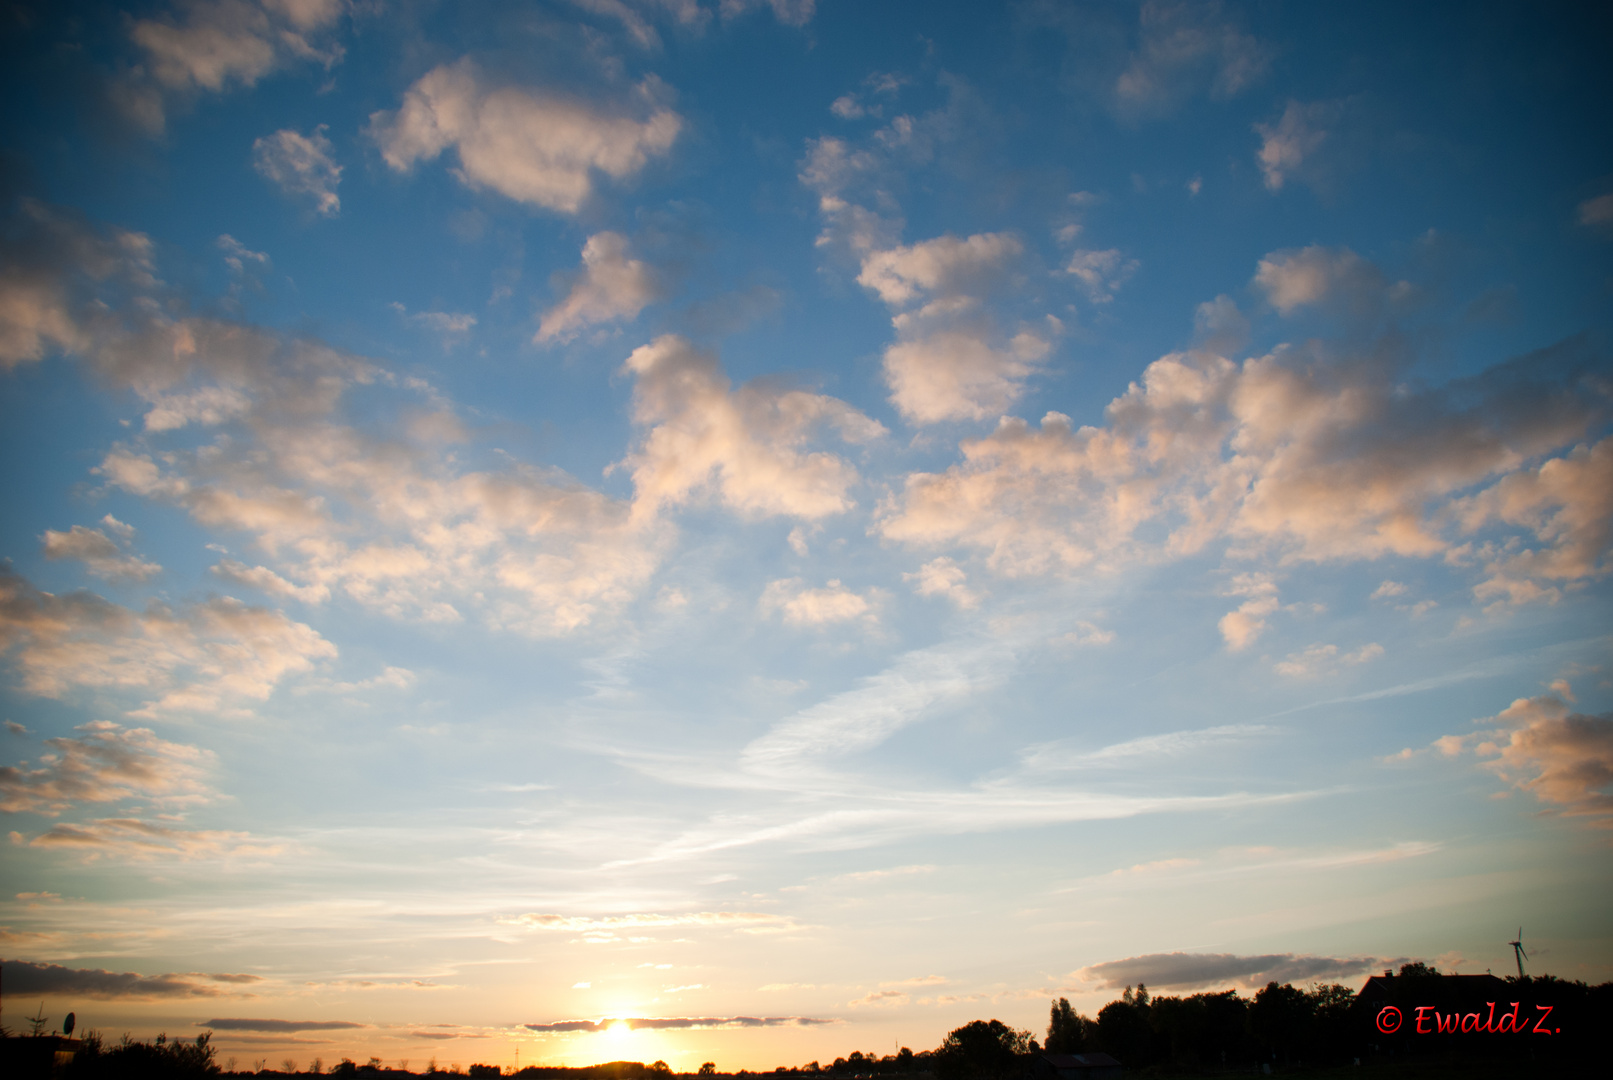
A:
[[524, 1015, 833, 1033]]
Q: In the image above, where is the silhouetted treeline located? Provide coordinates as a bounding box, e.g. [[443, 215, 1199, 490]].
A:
[[37, 964, 1612, 1079], [1035, 965, 1611, 1072], [65, 1031, 221, 1079]]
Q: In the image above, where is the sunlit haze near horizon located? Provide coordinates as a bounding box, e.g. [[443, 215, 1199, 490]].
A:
[[2, 0, 1611, 1071]]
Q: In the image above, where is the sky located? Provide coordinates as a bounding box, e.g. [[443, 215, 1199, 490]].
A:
[[1, 0, 1611, 1071]]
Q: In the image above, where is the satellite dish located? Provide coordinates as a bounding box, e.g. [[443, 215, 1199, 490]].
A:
[[63, 1012, 76, 1037]]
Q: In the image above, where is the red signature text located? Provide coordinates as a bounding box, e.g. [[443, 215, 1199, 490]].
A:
[[1375, 1003, 1560, 1036]]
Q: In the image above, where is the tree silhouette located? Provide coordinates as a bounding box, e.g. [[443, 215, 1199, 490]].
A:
[[932, 1020, 1034, 1080], [1044, 998, 1094, 1054]]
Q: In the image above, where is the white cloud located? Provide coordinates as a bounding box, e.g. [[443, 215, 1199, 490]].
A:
[[0, 721, 213, 814], [41, 525, 162, 582], [369, 60, 681, 214], [537, 232, 660, 343], [856, 233, 1023, 307], [903, 557, 980, 609], [876, 253, 1605, 609], [20, 817, 287, 861], [719, 0, 816, 28], [252, 126, 343, 216], [217, 234, 269, 274], [761, 578, 876, 627], [882, 325, 1050, 425], [617, 334, 885, 520], [1427, 690, 1613, 825], [853, 232, 1050, 425], [1113, 1, 1269, 116], [1065, 248, 1138, 303], [1253, 244, 1393, 314], [505, 910, 795, 932], [0, 567, 335, 717], [210, 559, 330, 603], [1255, 100, 1333, 192], [1273, 642, 1383, 678], [126, 0, 345, 134], [1577, 193, 1613, 228]]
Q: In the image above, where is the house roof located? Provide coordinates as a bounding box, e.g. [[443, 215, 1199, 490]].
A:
[[1040, 1053, 1122, 1068]]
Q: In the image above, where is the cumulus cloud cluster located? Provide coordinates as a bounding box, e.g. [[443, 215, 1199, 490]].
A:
[[617, 334, 884, 519], [0, 569, 335, 717], [876, 250, 1610, 622], [370, 60, 681, 214], [1424, 690, 1613, 825], [41, 519, 161, 582], [124, 0, 346, 134]]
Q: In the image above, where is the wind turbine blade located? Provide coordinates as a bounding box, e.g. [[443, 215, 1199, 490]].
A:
[[1520, 947, 1528, 961]]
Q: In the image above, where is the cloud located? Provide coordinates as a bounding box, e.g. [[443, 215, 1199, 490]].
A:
[[252, 127, 342, 216], [537, 232, 660, 343], [204, 1019, 364, 1032], [1113, 1, 1269, 116], [41, 524, 162, 581], [853, 233, 1051, 424], [369, 59, 681, 214], [125, 0, 345, 134], [1218, 575, 1279, 651], [0, 200, 155, 370], [0, 959, 241, 999], [761, 578, 877, 626], [882, 325, 1051, 425], [210, 560, 330, 603], [875, 261, 1607, 605], [903, 557, 980, 609], [0, 567, 336, 716], [719, 0, 816, 28], [506, 911, 795, 933], [565, 0, 712, 50], [525, 1015, 832, 1032], [4, 199, 671, 636], [217, 235, 269, 276], [1079, 951, 1392, 990], [0, 720, 212, 814], [1273, 642, 1384, 678], [1020, 723, 1270, 774], [1451, 438, 1613, 610], [849, 989, 907, 1007], [857, 233, 1023, 307], [1065, 248, 1138, 303], [19, 817, 288, 860], [617, 334, 885, 520], [1255, 100, 1340, 193], [1577, 193, 1613, 228], [1430, 691, 1613, 824], [1253, 245, 1399, 315]]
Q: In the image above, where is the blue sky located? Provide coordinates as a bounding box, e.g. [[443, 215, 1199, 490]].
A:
[[2, 0, 1611, 1070]]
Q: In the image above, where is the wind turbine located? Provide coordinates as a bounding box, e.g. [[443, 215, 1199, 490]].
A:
[[1508, 927, 1527, 979]]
